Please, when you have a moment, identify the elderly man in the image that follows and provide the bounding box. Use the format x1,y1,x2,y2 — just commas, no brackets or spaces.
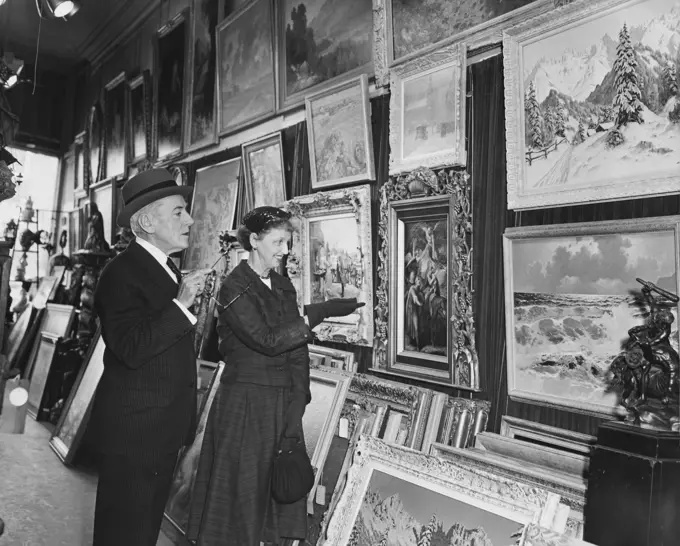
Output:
90,168,210,546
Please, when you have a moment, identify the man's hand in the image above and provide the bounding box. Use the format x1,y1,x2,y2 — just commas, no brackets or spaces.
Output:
176,268,211,309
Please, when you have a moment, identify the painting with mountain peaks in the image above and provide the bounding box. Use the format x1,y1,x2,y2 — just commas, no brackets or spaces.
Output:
504,0,680,210
350,471,522,546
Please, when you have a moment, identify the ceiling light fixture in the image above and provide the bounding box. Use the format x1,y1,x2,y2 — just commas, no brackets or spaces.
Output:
35,0,81,19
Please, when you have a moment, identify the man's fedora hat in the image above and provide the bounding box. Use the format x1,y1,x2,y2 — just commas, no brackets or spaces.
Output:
117,168,192,228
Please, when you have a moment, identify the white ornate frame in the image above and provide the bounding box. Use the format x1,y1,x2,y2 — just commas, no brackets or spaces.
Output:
503,0,680,210
309,344,357,373
325,436,550,545
389,42,467,176
284,185,374,346
304,74,376,190
241,131,286,208
504,216,680,416
520,524,597,546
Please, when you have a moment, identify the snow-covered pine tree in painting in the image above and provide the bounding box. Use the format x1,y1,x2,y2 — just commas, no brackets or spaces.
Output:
519,0,680,195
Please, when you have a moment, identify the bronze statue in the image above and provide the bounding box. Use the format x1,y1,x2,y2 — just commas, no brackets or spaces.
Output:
608,278,679,430
83,202,111,253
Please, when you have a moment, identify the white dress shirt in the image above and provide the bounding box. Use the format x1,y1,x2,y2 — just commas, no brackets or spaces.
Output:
135,237,197,325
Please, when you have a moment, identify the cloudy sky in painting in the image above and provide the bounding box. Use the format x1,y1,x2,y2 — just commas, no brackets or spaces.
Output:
512,231,677,295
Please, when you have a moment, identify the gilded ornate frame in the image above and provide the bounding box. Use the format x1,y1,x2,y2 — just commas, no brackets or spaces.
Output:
284,184,374,346
372,167,478,389
309,344,357,373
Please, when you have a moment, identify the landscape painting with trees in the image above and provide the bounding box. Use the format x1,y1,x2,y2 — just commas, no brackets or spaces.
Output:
505,0,680,208
282,0,373,103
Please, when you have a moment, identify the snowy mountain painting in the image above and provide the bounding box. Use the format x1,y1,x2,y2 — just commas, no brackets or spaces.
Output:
506,0,680,209
506,227,679,415
348,470,523,546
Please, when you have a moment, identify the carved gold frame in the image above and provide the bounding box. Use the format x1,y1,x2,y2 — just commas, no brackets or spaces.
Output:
372,167,479,390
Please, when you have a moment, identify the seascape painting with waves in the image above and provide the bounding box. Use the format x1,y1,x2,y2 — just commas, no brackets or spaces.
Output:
505,227,679,415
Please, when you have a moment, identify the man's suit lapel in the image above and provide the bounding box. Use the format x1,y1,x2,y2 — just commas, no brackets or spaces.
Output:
126,240,178,295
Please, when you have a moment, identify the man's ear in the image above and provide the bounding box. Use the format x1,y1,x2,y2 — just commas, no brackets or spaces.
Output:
138,212,156,234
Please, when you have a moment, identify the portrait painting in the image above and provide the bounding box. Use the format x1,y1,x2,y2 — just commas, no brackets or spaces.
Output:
104,72,127,179
155,12,187,160
87,102,103,186
285,185,374,345
324,437,545,546
242,132,286,209
128,71,150,164
92,181,114,245
504,0,680,209
388,0,541,63
49,333,106,464
305,74,375,189
164,363,225,536
504,217,680,417
390,43,467,175
217,0,275,135
280,0,373,106
186,0,219,151
183,157,240,270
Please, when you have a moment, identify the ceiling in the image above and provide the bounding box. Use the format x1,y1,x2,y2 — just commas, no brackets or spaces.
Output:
0,0,160,72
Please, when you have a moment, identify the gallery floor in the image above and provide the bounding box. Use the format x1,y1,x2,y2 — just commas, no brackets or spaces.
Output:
0,417,174,546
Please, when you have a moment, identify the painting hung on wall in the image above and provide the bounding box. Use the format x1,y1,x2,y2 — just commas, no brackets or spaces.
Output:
183,157,240,270
74,132,86,199
242,132,286,208
92,182,114,245
104,72,127,180
386,0,543,64
217,0,275,135
155,11,188,161
87,102,103,187
186,0,218,151
305,74,375,189
503,217,680,417
504,0,680,210
222,0,248,18
128,71,150,165
284,185,374,346
279,0,373,107
389,42,467,175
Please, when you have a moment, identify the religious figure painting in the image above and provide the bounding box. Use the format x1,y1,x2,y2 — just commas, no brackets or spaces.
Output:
183,157,240,270
280,0,373,106
504,0,680,209
186,0,218,151
242,132,286,208
155,12,188,161
503,217,680,417
216,0,276,135
305,74,375,189
104,72,127,179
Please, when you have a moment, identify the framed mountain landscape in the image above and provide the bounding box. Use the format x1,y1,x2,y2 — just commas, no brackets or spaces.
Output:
503,216,680,417
324,436,550,546
504,0,680,210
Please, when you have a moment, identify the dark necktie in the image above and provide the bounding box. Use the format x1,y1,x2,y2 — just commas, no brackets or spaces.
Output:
166,258,183,285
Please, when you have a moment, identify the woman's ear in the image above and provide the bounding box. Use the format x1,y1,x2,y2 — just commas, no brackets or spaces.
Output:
249,231,258,250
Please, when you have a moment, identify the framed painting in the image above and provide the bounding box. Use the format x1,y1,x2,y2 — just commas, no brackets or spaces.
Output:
49,330,106,464
222,0,248,18
163,362,225,540
26,332,59,419
184,157,240,270
309,343,357,373
305,74,375,190
196,359,219,409
504,0,680,210
503,216,680,417
324,436,549,546
127,71,151,165
284,184,374,346
154,10,188,162
185,0,219,152
500,416,597,457
380,0,550,67
24,303,76,381
372,168,478,390
91,180,115,245
85,101,103,188
31,268,65,310
242,132,286,208
519,524,597,546
103,71,127,180
389,42,467,175
278,0,374,108
74,131,86,202
216,0,276,135
430,444,586,539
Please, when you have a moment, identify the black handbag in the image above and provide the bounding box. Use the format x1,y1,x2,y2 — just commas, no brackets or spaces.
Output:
270,438,315,504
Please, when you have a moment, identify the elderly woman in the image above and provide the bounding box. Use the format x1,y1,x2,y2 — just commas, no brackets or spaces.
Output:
187,207,363,546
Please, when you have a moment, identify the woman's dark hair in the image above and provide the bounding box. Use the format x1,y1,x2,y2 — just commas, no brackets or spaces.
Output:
237,206,292,251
